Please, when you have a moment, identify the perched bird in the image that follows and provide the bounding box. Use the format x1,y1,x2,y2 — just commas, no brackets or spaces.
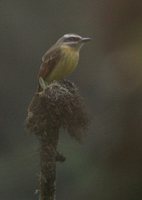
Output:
38,33,91,90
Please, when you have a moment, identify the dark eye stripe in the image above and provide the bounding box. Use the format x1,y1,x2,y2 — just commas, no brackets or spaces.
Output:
64,37,80,42
70,37,80,41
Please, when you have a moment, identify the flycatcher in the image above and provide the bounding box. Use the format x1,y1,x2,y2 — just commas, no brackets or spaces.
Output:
38,33,91,90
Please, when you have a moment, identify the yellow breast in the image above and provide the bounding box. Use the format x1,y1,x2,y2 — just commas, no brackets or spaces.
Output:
47,45,79,82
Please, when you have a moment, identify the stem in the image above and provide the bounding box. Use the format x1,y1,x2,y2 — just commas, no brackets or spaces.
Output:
39,128,59,200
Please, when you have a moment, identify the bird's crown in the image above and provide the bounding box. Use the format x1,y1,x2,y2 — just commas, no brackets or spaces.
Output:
58,33,82,43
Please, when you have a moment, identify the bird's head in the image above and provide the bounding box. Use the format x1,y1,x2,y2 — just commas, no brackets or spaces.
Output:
56,33,91,50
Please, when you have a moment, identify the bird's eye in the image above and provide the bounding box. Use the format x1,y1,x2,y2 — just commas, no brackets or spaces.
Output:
64,37,80,42
69,37,76,41
69,37,80,42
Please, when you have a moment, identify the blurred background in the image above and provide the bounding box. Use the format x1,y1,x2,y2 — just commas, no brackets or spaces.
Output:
0,0,142,199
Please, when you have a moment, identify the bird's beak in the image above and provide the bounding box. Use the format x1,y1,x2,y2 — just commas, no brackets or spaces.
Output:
81,37,91,43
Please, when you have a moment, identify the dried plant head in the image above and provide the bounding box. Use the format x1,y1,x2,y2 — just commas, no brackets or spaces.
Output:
26,80,89,142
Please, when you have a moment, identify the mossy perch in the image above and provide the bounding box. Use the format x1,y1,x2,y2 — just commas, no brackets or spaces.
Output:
26,80,89,200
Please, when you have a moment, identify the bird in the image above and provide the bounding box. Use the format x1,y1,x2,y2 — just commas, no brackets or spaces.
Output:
38,33,91,90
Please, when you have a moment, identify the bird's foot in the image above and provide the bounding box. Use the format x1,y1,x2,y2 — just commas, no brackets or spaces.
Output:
39,77,48,91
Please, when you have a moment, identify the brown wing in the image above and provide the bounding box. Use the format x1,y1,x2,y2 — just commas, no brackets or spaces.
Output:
38,47,62,79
